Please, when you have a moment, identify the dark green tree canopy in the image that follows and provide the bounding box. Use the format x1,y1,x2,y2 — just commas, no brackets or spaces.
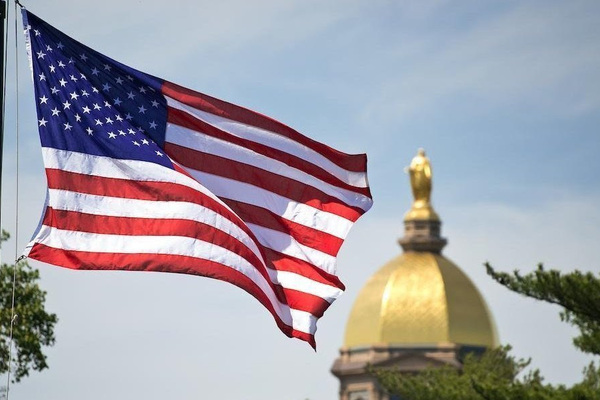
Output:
372,346,600,400
0,231,58,382
486,263,600,356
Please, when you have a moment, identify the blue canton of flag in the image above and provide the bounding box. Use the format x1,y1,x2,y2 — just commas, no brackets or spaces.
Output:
25,11,170,168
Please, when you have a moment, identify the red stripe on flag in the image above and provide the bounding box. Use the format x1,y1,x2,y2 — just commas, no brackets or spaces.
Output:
40,207,266,277
41,207,340,318
28,242,316,348
162,81,367,174
41,154,344,347
167,107,370,196
163,142,363,221
264,248,345,291
44,170,343,308
225,199,343,257
45,168,258,245
281,288,331,318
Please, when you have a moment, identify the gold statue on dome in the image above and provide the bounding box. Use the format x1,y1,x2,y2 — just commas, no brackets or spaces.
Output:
408,148,432,205
405,148,440,221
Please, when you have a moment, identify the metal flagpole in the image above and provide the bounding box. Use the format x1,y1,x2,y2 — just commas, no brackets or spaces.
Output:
0,2,7,397
0,0,6,244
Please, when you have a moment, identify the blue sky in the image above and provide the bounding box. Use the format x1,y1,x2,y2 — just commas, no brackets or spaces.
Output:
1,1,600,399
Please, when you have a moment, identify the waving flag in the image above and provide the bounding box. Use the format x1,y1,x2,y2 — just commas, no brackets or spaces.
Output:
22,9,373,348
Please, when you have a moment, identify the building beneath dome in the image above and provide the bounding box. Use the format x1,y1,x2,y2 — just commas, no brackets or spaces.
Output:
331,149,498,400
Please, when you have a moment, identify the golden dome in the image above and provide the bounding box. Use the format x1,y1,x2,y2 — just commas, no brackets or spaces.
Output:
344,251,498,348
344,150,497,350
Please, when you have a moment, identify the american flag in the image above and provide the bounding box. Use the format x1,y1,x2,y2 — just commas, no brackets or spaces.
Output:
22,9,373,348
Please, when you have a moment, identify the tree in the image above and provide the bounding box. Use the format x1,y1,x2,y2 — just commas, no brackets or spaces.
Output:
485,263,600,356
371,263,600,399
372,346,528,400
372,346,600,400
0,231,58,382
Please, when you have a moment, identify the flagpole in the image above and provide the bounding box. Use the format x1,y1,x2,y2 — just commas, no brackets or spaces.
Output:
0,1,7,397
0,0,6,238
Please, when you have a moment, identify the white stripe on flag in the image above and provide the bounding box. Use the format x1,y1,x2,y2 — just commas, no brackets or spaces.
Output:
45,188,264,262
166,96,369,188
247,223,338,274
266,269,343,303
182,168,354,239
165,123,372,211
45,188,340,305
32,224,318,334
41,147,223,204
